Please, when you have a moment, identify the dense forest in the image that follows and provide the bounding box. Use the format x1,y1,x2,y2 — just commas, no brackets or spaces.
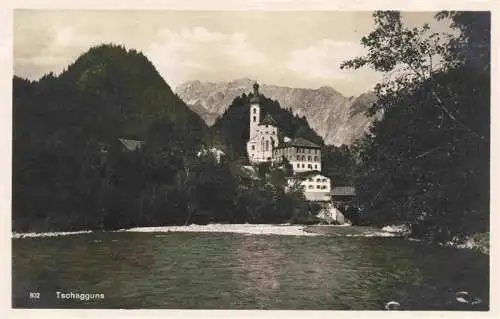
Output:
12,44,319,232
341,11,490,243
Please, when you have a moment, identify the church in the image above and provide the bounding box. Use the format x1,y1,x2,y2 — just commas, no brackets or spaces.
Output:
245,82,331,202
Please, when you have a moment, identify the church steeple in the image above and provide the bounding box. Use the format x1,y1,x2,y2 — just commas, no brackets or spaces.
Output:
250,82,260,104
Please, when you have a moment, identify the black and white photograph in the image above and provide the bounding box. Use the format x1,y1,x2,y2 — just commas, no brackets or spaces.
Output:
10,2,492,313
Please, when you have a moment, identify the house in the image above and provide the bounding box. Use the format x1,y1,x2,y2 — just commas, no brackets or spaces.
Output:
197,146,226,165
118,138,144,152
286,171,331,202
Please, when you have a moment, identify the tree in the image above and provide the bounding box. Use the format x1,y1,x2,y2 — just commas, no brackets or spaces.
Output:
342,11,489,242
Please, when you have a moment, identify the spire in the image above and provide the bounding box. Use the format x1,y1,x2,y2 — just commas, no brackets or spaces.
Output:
253,82,259,95
250,82,260,104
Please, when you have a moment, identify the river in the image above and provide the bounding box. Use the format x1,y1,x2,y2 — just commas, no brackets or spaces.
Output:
12,226,489,310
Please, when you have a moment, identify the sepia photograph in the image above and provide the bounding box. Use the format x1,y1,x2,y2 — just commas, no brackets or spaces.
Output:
11,6,491,312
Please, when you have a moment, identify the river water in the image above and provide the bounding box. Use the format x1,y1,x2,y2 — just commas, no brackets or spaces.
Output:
12,228,489,310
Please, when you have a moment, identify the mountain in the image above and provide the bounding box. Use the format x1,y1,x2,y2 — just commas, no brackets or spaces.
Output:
13,44,207,231
175,78,377,146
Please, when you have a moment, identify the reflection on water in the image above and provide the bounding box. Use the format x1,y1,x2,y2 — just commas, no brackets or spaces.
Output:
12,232,489,310
237,235,283,307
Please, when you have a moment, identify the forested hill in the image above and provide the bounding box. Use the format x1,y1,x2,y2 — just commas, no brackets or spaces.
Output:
13,44,208,231
16,44,205,141
211,92,324,158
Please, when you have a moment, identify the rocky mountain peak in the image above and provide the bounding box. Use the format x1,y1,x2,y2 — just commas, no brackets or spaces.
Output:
175,79,377,146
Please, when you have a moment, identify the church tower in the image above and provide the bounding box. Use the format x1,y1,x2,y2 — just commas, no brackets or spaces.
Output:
249,82,260,139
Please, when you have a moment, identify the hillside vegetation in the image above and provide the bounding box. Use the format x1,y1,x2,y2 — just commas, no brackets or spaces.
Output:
12,44,318,232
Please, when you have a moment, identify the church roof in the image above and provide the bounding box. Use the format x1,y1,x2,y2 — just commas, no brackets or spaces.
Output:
278,137,321,149
260,113,277,126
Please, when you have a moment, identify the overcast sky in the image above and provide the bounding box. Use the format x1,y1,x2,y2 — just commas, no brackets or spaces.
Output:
14,10,453,96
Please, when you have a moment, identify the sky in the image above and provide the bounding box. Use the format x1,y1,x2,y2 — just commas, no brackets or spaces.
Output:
14,10,453,96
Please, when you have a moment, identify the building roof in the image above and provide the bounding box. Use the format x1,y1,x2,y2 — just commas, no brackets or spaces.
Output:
278,137,321,149
289,170,325,180
118,138,144,151
330,186,356,196
260,113,277,126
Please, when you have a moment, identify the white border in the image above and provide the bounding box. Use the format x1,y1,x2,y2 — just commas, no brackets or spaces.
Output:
2,1,498,318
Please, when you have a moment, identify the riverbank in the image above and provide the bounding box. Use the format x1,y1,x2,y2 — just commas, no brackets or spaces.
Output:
11,224,489,255
12,224,390,238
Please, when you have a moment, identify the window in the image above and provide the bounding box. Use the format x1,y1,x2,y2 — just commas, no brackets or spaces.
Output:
251,145,255,150
266,125,268,128
316,185,321,189
265,140,269,151
309,149,312,154
308,185,313,189
296,163,300,168
308,156,311,161
316,178,321,182
314,156,318,161
302,164,305,168
253,116,256,122
323,179,327,182
314,164,317,169
301,155,305,161
308,164,312,169
296,156,300,160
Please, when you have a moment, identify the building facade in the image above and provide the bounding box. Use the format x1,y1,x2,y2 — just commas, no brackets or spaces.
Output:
273,138,322,172
245,82,331,202
246,83,279,163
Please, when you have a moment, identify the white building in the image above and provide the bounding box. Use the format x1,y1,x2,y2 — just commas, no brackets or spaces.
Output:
246,83,279,163
287,171,331,202
245,82,331,201
273,137,322,173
